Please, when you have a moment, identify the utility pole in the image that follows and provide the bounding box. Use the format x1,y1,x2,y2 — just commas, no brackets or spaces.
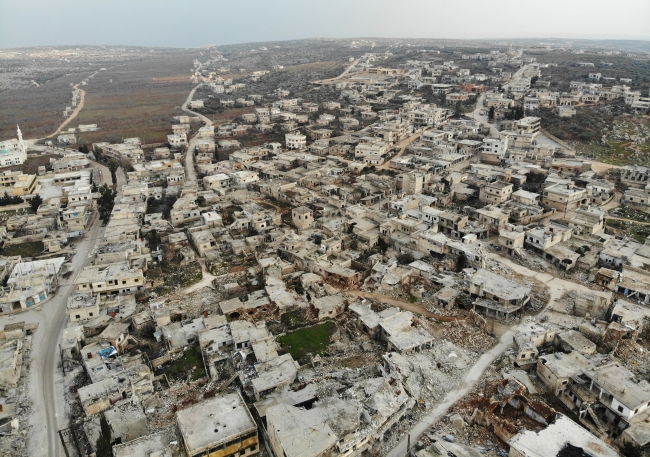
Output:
406,434,411,457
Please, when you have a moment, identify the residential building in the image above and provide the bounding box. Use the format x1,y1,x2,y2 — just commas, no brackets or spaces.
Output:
176,393,259,457
542,183,588,212
75,262,144,295
479,181,513,204
285,132,306,150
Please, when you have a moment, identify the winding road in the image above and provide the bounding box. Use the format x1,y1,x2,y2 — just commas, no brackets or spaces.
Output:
181,82,213,183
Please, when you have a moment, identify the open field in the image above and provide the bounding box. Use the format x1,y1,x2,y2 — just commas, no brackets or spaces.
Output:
11,152,59,174
0,71,91,141
155,346,206,382
574,115,650,166
0,46,201,142
532,51,650,89
73,57,196,145
606,219,650,243
609,206,650,223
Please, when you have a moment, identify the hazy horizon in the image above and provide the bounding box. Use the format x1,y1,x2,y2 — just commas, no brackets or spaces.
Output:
1,0,649,49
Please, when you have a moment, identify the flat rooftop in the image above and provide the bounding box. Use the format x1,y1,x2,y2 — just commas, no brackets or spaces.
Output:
176,392,256,453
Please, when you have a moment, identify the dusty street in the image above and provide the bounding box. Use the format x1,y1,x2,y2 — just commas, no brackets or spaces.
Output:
0,163,122,457
181,82,213,183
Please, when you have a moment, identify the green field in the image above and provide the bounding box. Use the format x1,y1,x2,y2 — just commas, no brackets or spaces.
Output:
606,219,650,243
155,346,206,382
575,117,650,166
1,241,45,258
277,321,337,362
145,260,202,295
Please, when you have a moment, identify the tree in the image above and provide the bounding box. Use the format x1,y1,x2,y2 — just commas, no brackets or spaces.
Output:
97,184,117,221
397,253,414,265
95,414,113,457
488,106,495,121
516,105,525,120
455,253,468,272
0,191,23,207
29,194,43,212
107,159,119,185
454,100,463,117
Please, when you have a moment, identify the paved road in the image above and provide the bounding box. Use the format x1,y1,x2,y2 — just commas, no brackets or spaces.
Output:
11,162,119,457
470,93,499,138
181,83,212,126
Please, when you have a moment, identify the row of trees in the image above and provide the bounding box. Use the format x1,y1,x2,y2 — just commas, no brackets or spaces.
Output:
0,192,42,212
0,192,23,207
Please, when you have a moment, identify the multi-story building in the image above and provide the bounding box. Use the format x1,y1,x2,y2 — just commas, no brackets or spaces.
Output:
285,132,306,150
355,142,388,165
481,138,508,164
479,181,513,204
515,117,541,134
542,183,588,212
75,262,144,295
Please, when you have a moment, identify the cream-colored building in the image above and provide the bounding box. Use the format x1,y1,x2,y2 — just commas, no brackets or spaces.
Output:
292,206,313,230
75,262,144,295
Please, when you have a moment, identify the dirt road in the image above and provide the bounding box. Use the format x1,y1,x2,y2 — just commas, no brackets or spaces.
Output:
346,290,460,322
313,59,358,84
183,259,217,295
182,83,213,183
377,131,426,170
387,328,515,457
486,252,591,305
46,70,100,139
387,250,591,455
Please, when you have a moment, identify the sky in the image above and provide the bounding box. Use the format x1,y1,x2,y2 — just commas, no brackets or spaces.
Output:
1,0,649,48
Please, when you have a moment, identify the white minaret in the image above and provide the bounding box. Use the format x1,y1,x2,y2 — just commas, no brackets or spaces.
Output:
16,125,27,159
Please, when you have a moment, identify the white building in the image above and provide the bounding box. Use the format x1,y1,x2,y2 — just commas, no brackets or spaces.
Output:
0,126,27,168
285,132,306,150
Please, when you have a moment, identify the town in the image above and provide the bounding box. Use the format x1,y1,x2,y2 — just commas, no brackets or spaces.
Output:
0,36,649,457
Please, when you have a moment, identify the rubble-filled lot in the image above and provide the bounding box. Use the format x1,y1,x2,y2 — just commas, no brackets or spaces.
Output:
145,259,203,296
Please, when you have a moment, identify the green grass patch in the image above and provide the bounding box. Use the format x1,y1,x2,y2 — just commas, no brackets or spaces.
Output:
1,241,45,257
609,206,650,223
606,219,650,243
277,321,336,363
155,346,206,382
574,116,650,167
